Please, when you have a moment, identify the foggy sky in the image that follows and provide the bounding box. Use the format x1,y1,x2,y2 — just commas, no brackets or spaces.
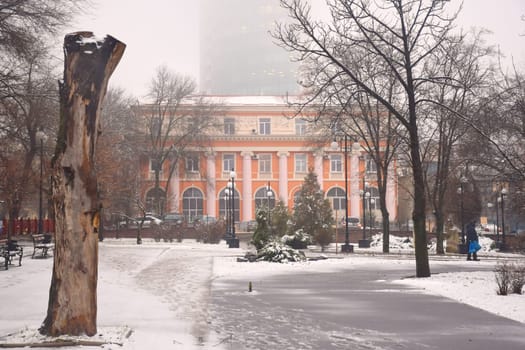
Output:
63,0,525,100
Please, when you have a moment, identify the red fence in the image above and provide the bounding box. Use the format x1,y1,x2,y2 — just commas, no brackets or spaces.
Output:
1,218,55,236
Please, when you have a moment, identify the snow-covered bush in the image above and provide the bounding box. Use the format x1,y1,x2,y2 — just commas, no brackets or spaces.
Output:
251,208,271,250
510,263,525,294
281,229,311,249
257,240,306,263
495,262,512,295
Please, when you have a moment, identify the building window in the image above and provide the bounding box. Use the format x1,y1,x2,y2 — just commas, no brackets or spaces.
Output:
295,153,307,173
186,153,199,172
366,157,377,173
145,187,166,215
259,118,271,135
149,158,161,173
295,119,307,135
182,188,203,223
223,154,235,172
224,117,235,135
254,187,275,210
327,187,346,210
331,154,342,173
259,154,271,174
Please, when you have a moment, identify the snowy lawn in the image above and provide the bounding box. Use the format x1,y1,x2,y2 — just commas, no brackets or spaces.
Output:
0,237,523,349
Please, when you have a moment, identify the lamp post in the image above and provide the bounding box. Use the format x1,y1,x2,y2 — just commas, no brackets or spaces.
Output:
331,134,353,253
228,169,239,248
457,175,468,254
36,130,48,235
224,189,230,238
496,196,501,244
358,176,371,248
266,181,272,234
369,197,375,238
500,188,507,251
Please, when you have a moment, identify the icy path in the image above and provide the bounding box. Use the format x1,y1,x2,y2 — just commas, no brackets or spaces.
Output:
99,241,240,348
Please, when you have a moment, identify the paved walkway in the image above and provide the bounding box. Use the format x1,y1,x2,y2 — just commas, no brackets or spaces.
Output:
209,259,525,350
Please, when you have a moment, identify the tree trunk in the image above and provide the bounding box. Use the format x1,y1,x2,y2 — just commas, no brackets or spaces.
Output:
412,146,431,277
40,32,125,337
435,211,445,255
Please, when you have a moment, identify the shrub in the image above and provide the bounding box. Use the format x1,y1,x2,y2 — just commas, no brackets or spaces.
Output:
314,224,333,252
495,262,513,295
196,221,225,244
510,263,525,294
251,208,271,250
257,240,306,263
495,261,525,295
281,229,311,249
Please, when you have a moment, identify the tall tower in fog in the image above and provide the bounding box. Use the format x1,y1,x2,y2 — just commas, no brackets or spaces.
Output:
200,0,299,95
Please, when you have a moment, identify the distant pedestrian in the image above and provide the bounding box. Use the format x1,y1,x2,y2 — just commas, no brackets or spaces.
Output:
466,221,481,261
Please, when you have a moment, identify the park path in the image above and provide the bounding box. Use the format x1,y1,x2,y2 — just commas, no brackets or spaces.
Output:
99,242,240,347
209,261,525,350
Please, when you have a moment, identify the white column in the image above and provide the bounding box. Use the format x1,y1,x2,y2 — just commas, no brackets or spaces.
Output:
278,151,289,205
350,152,360,218
206,152,216,217
241,151,253,221
314,151,323,187
386,162,397,220
169,166,180,212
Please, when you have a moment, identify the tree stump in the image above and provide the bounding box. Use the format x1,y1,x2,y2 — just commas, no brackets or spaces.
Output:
40,32,125,337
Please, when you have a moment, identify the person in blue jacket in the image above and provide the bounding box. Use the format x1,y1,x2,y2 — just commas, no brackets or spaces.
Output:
466,221,480,261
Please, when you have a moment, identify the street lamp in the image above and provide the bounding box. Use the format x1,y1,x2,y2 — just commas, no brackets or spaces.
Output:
331,134,353,253
36,130,48,235
228,169,239,248
457,175,468,254
358,177,371,248
266,181,272,234
500,188,507,251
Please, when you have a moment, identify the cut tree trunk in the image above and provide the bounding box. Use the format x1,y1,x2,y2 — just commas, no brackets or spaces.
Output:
40,32,125,337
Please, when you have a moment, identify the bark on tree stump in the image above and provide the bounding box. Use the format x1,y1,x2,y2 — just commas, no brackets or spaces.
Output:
40,32,125,337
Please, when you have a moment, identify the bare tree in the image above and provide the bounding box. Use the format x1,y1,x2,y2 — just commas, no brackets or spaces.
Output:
420,30,495,254
40,32,125,337
274,0,462,277
307,49,404,253
0,45,58,233
97,87,141,225
0,0,86,98
140,65,222,215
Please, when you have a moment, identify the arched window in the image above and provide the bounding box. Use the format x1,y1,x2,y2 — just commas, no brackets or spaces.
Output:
145,187,166,215
218,188,240,222
327,187,346,210
182,188,203,222
254,187,275,210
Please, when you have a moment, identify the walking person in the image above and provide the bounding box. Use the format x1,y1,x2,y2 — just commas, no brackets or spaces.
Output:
466,221,481,261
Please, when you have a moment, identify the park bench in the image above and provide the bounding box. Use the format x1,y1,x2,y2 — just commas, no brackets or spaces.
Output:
0,239,23,270
31,234,54,259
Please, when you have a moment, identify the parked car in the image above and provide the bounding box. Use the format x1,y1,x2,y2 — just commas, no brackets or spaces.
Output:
340,216,361,228
192,215,217,226
162,213,186,227
131,215,162,228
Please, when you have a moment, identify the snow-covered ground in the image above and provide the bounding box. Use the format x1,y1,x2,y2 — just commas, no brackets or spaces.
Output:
0,236,523,349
